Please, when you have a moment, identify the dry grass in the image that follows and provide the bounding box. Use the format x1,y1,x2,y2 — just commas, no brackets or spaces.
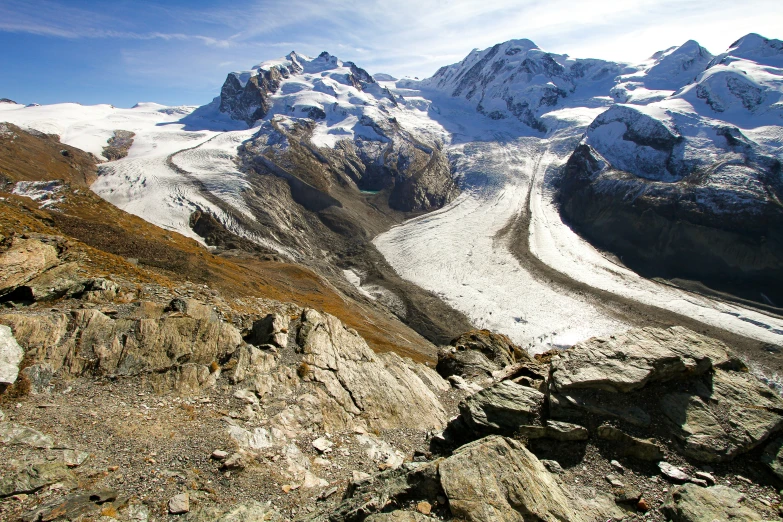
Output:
0,125,435,363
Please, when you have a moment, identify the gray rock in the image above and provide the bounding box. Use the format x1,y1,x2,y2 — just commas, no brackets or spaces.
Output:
605,474,625,488
551,326,739,393
221,453,246,471
661,369,783,462
0,422,54,448
661,484,763,521
761,437,783,480
447,375,482,393
545,420,589,441
492,360,549,392
1,299,243,391
78,278,120,302
365,512,437,522
297,309,448,431
63,449,90,468
233,389,259,405
437,330,530,380
24,262,83,302
459,380,544,434
597,425,663,461
659,462,691,483
0,325,23,391
186,500,281,522
694,471,716,485
20,363,53,394
549,390,652,427
248,313,289,348
20,489,118,522
439,436,585,522
332,461,442,521
169,493,190,514
0,461,77,497
437,347,498,380
612,484,642,504
542,459,564,474
229,345,277,384
0,238,60,297
312,437,333,454
518,420,589,442
211,450,229,461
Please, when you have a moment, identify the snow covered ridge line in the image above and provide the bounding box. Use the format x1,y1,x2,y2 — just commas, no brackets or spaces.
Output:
218,51,376,127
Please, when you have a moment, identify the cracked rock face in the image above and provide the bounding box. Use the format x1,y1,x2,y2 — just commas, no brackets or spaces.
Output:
0,298,241,387
297,308,448,431
438,436,584,522
661,370,783,462
661,484,763,522
550,326,738,393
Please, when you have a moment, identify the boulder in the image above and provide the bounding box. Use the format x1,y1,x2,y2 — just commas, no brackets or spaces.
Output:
0,422,54,448
23,262,83,301
438,436,584,522
0,238,60,297
0,461,76,497
0,324,23,391
437,330,530,379
248,313,289,347
660,369,783,462
459,380,544,434
551,327,739,393
169,493,190,514
331,461,443,521
186,500,282,522
661,484,763,522
549,390,652,427
20,363,54,394
0,300,243,390
492,360,549,392
230,345,277,384
366,512,437,522
519,421,589,442
296,309,447,431
596,425,663,461
658,462,691,483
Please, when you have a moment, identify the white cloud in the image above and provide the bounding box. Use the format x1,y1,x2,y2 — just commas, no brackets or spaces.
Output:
1,0,781,101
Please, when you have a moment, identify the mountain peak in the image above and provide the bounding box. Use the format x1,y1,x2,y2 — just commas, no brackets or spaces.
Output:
727,32,783,60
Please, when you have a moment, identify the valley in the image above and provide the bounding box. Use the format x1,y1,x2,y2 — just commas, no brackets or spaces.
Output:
2,31,783,522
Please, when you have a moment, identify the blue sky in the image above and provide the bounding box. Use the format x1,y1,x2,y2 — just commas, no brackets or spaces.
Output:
1,0,781,107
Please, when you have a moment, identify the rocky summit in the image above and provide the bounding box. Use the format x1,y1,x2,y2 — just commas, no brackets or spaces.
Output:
2,22,783,522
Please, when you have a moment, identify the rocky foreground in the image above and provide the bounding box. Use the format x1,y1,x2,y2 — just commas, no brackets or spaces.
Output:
2,236,783,521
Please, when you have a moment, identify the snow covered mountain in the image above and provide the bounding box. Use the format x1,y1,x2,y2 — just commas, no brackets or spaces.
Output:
400,39,625,131
559,33,783,304
611,40,714,104
2,33,782,353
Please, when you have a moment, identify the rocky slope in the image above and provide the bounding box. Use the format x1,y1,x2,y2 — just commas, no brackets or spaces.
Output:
559,34,783,305
3,272,783,521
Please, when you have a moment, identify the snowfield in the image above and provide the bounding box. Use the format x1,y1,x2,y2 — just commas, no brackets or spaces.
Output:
2,35,783,352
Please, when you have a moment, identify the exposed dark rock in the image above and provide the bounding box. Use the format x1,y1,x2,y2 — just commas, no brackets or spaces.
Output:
558,106,783,304
437,329,530,380
101,130,135,161
458,380,545,435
